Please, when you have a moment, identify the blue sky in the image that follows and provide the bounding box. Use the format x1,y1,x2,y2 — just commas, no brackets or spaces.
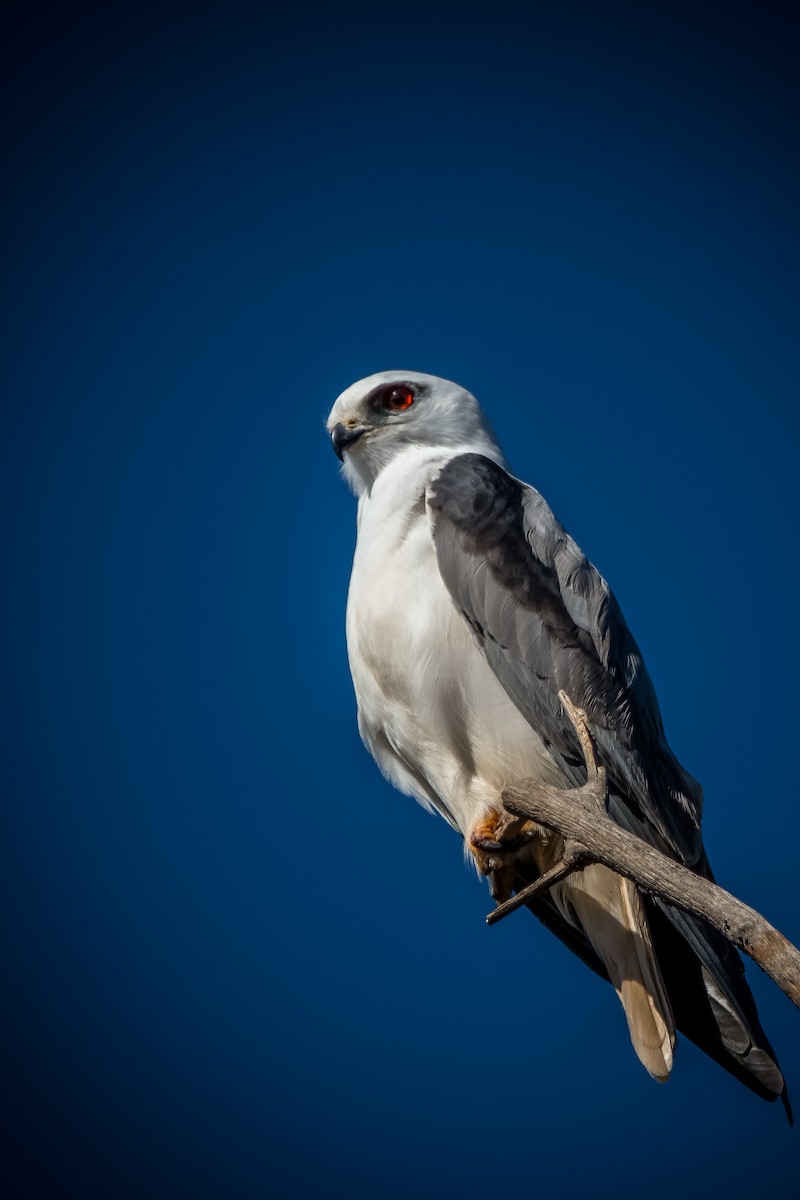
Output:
2,2,799,1196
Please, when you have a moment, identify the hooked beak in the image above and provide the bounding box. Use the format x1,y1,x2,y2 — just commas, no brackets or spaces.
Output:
331,423,366,461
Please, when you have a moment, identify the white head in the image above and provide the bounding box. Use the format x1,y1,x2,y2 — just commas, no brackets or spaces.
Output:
326,370,507,495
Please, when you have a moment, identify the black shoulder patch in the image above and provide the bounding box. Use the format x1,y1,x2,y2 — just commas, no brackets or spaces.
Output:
428,455,524,548
429,455,582,636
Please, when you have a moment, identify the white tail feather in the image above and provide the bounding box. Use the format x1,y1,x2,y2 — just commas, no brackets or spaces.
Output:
554,863,675,1080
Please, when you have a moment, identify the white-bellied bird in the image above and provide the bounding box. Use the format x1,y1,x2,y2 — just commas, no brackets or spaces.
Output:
327,369,789,1116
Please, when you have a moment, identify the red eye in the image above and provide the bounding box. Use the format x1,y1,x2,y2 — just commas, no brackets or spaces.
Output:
381,386,414,412
367,381,418,415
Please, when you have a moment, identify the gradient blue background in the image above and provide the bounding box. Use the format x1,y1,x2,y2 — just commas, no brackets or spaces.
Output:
2,2,799,1196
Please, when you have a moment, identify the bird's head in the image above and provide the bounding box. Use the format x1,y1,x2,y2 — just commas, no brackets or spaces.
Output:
326,370,506,494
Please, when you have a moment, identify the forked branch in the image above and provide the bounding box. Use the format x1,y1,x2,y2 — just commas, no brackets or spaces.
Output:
490,690,800,1010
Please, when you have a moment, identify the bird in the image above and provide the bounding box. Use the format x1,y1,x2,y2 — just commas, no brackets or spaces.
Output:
326,368,789,1116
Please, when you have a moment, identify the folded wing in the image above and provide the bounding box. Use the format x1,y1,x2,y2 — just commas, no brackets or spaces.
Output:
427,452,788,1112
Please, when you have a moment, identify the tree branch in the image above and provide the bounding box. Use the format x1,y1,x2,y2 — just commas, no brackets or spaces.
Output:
490,691,800,1010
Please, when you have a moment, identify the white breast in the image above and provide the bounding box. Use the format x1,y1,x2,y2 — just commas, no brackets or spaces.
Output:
345,447,565,837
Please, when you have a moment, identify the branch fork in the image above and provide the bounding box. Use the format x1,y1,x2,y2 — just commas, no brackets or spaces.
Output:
486,691,800,1011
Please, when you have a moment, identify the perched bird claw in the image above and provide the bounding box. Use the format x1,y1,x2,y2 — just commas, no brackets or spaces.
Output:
469,810,538,901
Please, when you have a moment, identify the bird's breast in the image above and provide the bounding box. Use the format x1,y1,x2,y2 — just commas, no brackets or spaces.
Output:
346,485,565,833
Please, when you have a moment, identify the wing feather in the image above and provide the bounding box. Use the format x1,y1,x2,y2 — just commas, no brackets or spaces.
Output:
427,452,702,864
427,451,788,1112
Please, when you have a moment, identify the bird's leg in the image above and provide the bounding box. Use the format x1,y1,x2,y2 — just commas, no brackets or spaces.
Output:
469,809,539,903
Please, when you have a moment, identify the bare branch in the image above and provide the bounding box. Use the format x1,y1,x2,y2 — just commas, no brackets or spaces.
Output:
487,841,586,925
491,692,800,1010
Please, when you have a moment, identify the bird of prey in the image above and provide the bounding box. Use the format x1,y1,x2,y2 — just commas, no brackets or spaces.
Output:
327,369,789,1113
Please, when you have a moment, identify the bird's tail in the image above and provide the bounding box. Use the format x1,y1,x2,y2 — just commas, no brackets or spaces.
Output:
553,864,675,1081
519,855,791,1117
646,896,792,1120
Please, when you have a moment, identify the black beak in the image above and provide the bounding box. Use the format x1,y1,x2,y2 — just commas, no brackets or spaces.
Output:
331,423,366,461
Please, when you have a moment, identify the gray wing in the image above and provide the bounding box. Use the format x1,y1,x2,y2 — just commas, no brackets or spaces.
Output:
428,453,790,1114
426,452,703,866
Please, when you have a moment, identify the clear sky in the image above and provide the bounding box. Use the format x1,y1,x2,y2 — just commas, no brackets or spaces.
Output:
2,2,799,1196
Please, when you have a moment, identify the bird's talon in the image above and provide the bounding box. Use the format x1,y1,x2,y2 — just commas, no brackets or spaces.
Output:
472,837,506,853
472,835,503,854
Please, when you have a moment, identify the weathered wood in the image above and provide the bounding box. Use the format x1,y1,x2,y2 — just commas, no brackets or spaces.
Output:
490,693,800,1010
